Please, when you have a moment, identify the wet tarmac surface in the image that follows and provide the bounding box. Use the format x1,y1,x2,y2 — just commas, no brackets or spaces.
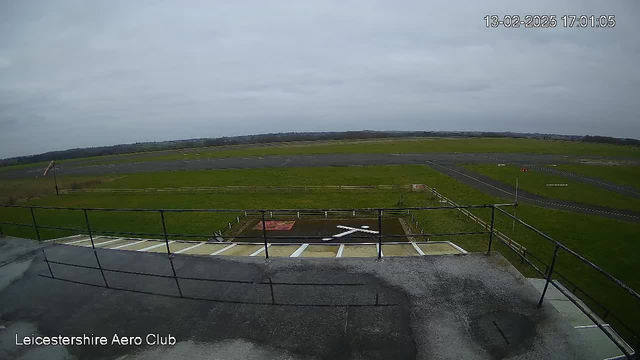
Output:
0,237,596,359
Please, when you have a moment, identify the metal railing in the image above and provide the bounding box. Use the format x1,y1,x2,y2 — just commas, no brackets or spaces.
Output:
62,184,412,194
1,202,638,358
493,206,638,359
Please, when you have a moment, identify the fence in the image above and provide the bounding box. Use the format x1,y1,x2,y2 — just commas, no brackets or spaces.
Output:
0,204,497,254
0,202,638,358
62,184,412,194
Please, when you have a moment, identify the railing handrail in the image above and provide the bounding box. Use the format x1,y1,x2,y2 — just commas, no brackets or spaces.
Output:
0,203,506,212
494,205,640,303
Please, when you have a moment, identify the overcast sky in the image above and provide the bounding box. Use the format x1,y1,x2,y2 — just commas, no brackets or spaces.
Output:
1,1,639,158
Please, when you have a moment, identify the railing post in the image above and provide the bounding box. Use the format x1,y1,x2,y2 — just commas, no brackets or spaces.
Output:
42,249,54,278
537,244,560,308
377,209,383,260
160,210,171,255
261,211,269,259
486,206,495,254
0,222,4,237
159,210,182,297
83,209,95,248
84,209,109,287
30,207,41,241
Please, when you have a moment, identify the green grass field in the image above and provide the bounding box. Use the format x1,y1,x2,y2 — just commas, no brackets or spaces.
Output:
1,164,638,340
93,137,640,164
0,175,119,204
2,137,640,172
463,164,640,212
554,163,640,190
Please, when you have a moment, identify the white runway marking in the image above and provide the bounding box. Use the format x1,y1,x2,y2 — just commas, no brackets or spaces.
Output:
376,243,384,257
336,244,345,257
323,225,379,242
64,237,93,245
175,242,205,254
112,240,147,249
290,244,309,257
211,243,236,255
411,242,426,256
250,244,271,256
91,238,125,247
138,241,174,252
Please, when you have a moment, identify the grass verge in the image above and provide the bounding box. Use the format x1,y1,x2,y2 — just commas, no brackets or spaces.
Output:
463,164,640,212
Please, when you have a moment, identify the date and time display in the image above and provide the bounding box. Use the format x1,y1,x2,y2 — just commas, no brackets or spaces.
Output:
484,15,616,28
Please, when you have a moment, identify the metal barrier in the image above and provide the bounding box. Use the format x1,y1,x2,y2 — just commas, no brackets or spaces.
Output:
1,202,637,358
0,204,498,260
493,206,639,359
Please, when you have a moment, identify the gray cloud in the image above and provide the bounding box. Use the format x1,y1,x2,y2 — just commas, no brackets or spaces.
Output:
1,0,639,158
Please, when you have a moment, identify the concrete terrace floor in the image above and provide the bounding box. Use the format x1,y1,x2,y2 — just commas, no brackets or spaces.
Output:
0,236,596,360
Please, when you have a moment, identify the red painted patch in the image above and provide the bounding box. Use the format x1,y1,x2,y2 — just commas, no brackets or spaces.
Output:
254,221,296,231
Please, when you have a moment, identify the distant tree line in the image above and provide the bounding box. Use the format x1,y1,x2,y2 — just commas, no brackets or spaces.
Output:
581,135,640,146
1,130,637,167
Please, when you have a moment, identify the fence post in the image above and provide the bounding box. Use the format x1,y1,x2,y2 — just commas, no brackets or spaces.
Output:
83,209,95,248
0,222,4,238
486,206,495,254
42,249,54,278
537,244,560,308
30,207,41,241
377,209,383,260
160,210,171,255
261,211,269,260
84,209,109,287
160,210,183,297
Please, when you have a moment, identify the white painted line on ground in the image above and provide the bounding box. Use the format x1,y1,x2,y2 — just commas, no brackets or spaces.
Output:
336,244,345,257
48,234,84,243
430,161,640,220
574,324,610,329
336,225,379,234
138,241,174,252
64,237,93,245
447,241,469,254
290,244,309,257
604,354,630,360
376,243,384,257
211,243,236,255
250,244,271,256
111,240,147,249
175,242,205,254
92,238,125,247
411,242,426,256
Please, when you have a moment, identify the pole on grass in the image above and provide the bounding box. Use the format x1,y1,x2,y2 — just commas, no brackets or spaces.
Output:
486,206,495,254
53,168,59,196
377,209,383,260
261,211,269,259
512,176,518,231
30,207,41,241
537,244,560,308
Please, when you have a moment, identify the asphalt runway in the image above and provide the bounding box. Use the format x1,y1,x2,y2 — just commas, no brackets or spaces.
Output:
426,161,640,223
0,153,623,179
2,152,638,222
